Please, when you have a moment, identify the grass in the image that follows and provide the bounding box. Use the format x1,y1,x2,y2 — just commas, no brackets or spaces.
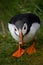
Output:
0,27,43,65
0,0,43,65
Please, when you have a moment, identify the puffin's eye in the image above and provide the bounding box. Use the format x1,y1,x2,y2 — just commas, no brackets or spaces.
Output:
22,23,27,35
24,26,26,30
14,28,17,31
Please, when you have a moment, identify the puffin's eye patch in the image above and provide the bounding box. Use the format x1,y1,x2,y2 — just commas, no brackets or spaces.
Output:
14,25,19,36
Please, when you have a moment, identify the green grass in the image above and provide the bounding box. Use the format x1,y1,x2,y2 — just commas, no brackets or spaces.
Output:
0,28,43,65
0,0,43,65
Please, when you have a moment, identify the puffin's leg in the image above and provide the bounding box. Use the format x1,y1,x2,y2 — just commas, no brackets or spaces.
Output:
26,37,36,55
12,43,24,58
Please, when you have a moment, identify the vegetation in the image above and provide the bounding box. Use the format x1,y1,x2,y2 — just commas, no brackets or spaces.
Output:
0,0,43,65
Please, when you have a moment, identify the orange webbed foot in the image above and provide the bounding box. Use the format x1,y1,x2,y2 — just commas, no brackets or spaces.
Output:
26,43,36,55
12,44,25,58
12,48,24,58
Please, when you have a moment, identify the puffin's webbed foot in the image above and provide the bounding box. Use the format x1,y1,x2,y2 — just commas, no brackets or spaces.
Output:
12,44,24,58
26,43,36,55
26,38,37,55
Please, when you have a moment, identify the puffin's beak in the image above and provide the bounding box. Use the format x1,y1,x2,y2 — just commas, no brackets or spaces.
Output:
19,29,24,45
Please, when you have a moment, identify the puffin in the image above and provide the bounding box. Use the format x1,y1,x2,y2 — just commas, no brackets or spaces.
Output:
8,13,40,58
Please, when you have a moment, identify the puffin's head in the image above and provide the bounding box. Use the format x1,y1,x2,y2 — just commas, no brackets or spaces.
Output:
8,16,29,42
8,13,40,42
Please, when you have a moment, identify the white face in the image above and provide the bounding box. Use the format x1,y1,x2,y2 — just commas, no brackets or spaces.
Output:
8,23,28,42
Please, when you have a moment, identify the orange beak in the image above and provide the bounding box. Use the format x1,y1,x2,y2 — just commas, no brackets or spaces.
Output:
19,29,24,45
